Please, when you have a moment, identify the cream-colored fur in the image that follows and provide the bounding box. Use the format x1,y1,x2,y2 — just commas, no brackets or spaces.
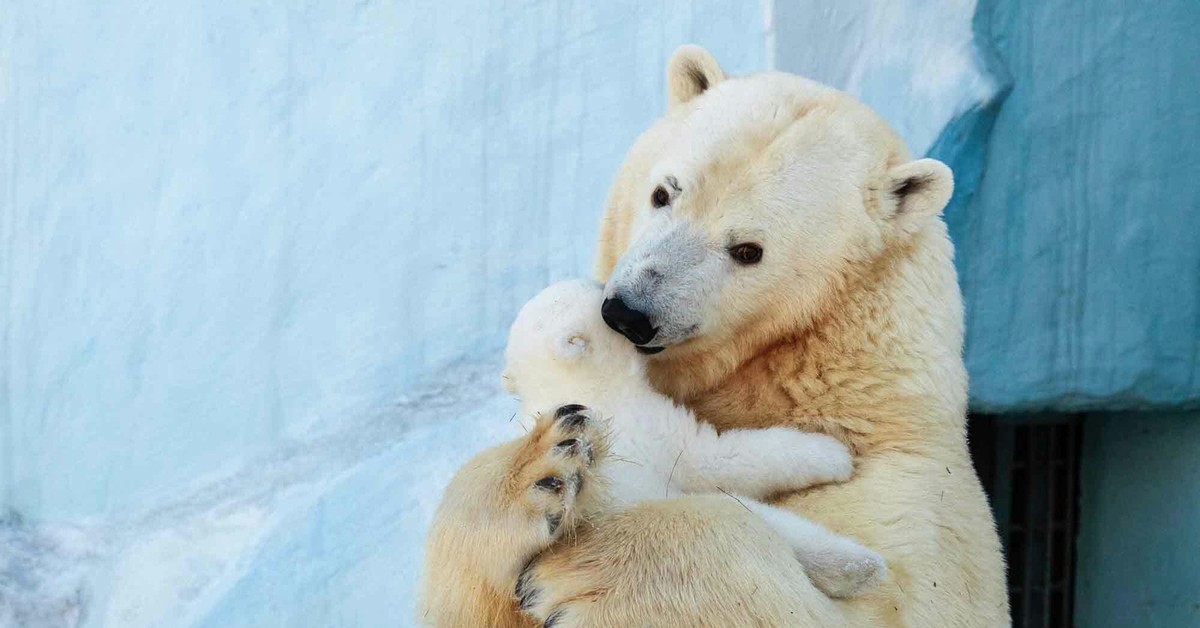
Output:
501,279,887,600
420,408,882,627
422,46,1007,627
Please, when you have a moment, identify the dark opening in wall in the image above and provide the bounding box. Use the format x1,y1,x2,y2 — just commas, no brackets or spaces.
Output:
968,414,1084,628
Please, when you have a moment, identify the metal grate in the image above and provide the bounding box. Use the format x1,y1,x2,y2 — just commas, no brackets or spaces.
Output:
968,415,1083,628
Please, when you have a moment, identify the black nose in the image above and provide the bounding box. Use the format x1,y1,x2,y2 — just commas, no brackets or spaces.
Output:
601,296,657,345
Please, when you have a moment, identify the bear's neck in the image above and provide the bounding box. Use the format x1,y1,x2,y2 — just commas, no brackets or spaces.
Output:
646,222,967,455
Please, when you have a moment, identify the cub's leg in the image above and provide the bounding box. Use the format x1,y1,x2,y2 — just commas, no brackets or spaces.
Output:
419,404,607,627
744,500,887,599
676,424,853,499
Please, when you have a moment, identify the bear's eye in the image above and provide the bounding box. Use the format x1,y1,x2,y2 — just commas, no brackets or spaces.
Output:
729,243,763,265
650,186,671,208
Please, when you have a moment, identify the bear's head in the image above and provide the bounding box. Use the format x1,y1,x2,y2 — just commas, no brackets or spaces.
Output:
598,46,954,357
503,279,646,410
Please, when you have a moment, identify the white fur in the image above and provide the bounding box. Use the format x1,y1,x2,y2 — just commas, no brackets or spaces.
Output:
503,279,886,598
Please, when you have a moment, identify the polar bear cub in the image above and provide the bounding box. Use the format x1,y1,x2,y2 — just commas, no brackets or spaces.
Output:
502,279,886,598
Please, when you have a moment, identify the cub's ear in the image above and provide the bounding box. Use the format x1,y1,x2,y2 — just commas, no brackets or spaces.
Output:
882,158,954,223
553,332,590,360
667,45,724,107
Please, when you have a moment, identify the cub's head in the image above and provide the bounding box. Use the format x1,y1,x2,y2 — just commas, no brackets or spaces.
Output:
503,279,644,407
598,45,954,355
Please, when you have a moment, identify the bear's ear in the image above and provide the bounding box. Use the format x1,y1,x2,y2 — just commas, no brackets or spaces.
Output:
881,158,954,223
552,332,590,361
667,45,725,107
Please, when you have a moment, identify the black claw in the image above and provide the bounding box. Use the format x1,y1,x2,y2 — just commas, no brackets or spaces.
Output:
558,411,589,429
546,512,563,536
519,585,540,612
555,438,579,454
516,559,540,611
554,404,587,418
535,476,564,493
544,608,566,627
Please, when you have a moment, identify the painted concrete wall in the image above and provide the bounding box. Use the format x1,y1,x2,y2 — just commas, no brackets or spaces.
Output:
0,0,765,522
1075,412,1200,627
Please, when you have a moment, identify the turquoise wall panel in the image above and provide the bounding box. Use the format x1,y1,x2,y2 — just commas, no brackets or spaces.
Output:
949,0,1200,412
1075,412,1200,627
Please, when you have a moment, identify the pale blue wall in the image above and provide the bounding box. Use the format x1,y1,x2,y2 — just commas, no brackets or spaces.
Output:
1,4,771,623
0,0,765,521
1075,412,1200,627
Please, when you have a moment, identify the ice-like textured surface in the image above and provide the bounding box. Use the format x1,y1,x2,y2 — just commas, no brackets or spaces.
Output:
0,1,768,625
3,360,523,627
773,0,999,157
0,0,765,522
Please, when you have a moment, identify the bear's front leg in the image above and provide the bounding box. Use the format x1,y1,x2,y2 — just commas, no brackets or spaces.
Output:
513,494,869,627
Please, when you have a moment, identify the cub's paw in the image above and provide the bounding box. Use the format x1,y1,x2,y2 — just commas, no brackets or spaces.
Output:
804,539,887,599
805,433,854,484
516,404,606,541
769,428,853,486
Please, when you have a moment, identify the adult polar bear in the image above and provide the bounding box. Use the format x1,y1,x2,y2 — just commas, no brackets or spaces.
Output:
580,44,1008,625
425,46,1007,626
